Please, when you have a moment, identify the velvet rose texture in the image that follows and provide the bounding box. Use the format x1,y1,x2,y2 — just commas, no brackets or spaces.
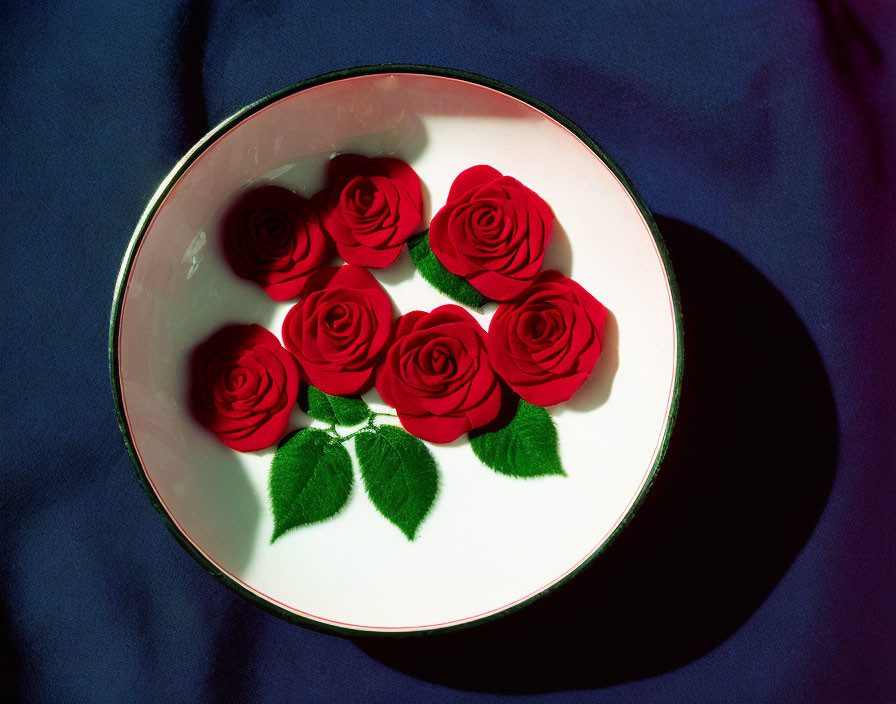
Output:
488,270,608,406
376,305,503,443
189,324,300,452
221,184,330,302
429,165,554,301
282,264,393,397
319,154,424,268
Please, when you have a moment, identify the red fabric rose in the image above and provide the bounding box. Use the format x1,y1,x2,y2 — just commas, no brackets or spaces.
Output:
282,265,393,396
429,165,554,301
375,305,502,443
189,324,300,452
487,271,608,407
222,184,330,301
319,154,424,268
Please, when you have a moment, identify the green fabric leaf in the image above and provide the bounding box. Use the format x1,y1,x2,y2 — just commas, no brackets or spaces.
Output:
269,428,353,542
408,230,488,310
469,398,565,477
355,425,439,540
299,385,371,426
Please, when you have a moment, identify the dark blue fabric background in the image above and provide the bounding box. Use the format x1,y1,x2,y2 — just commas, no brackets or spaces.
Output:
2,1,894,701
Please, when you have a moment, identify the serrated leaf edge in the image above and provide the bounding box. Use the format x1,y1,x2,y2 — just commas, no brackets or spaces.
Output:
470,402,566,478
355,426,438,540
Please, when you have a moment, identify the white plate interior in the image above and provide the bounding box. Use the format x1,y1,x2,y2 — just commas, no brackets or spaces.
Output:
116,72,679,632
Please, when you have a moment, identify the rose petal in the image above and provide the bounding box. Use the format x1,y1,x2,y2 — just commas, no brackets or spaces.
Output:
397,411,472,444
467,269,532,301
379,157,424,212
189,323,299,451
282,264,393,396
486,271,607,407
320,155,423,268
335,240,403,268
446,165,503,202
222,186,329,302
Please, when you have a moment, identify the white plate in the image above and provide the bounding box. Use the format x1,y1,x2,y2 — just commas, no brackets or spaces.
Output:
110,66,682,634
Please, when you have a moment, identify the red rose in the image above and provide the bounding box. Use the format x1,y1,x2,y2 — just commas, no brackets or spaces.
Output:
429,165,554,301
189,324,300,452
222,184,330,301
487,271,608,407
282,265,393,396
319,154,424,268
375,305,502,443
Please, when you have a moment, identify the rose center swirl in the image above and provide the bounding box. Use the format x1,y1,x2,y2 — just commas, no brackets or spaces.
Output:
244,210,295,258
323,303,352,331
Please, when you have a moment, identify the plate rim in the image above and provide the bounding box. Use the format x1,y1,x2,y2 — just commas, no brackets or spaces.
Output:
108,62,684,637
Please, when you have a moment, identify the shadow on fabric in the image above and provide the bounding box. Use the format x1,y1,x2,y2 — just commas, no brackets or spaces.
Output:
352,216,838,693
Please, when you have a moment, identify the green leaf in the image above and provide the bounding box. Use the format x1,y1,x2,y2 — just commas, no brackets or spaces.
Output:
269,428,353,542
408,230,488,310
355,425,439,540
469,398,565,477
299,385,371,426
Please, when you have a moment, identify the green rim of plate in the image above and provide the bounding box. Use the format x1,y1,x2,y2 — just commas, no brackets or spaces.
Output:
108,63,684,638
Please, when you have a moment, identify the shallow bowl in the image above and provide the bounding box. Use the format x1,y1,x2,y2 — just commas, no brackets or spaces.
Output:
110,65,682,635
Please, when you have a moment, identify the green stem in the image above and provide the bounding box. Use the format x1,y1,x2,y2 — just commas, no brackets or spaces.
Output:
334,427,375,443
324,413,399,443
322,415,376,443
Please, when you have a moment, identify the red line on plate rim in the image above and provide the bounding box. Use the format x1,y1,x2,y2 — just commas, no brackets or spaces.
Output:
117,73,679,632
